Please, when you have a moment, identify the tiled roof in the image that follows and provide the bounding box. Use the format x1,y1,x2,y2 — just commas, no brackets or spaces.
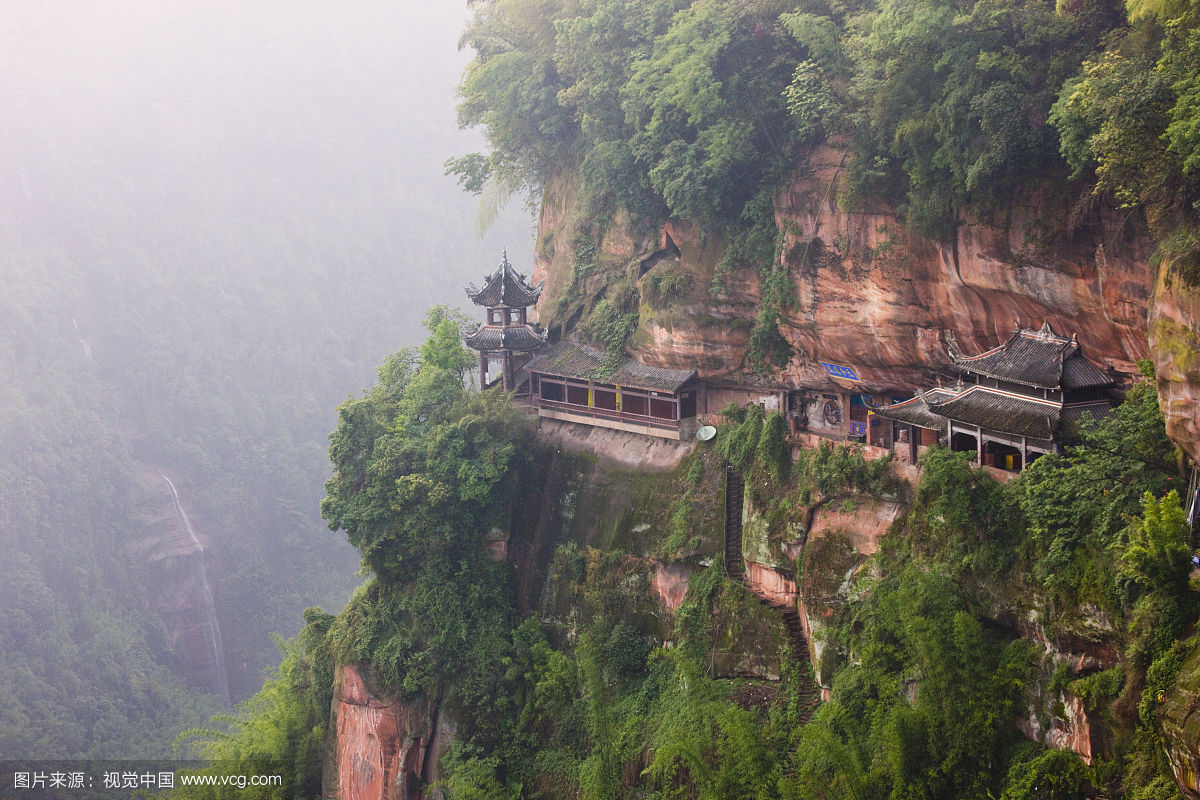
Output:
464,324,547,352
465,253,544,308
953,324,1114,390
1060,355,1114,390
869,388,954,430
926,386,1060,439
525,340,697,393
1060,401,1115,428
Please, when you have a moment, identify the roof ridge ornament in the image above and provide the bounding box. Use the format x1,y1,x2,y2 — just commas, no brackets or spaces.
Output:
465,251,545,308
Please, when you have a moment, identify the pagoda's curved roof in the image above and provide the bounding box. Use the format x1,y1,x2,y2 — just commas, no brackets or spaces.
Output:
952,323,1113,390
873,384,1114,440
927,386,1060,440
869,388,955,430
464,323,547,352
465,254,544,308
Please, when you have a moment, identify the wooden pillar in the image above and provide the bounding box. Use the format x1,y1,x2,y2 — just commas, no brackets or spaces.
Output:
479,353,488,387
976,425,983,465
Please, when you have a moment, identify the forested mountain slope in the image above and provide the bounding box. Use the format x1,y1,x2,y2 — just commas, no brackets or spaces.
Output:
0,0,532,757
148,0,1200,797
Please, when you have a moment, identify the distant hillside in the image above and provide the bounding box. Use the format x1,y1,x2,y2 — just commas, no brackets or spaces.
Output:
0,0,532,757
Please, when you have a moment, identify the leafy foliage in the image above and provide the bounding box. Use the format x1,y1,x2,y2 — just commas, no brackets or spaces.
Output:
456,0,799,228
173,608,336,799
838,0,1115,237
788,561,1038,800
907,448,1017,577
1016,372,1176,608
1049,2,1200,284
216,356,1194,799
320,312,532,706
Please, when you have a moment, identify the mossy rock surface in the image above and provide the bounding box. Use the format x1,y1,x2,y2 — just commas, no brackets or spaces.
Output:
1162,634,1200,796
707,580,789,680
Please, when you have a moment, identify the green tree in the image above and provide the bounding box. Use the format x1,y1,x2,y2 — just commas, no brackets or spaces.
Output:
320,310,532,714
1120,490,1194,599
1050,1,1200,284
621,0,799,223
843,0,1114,237
173,608,335,799
1017,372,1176,606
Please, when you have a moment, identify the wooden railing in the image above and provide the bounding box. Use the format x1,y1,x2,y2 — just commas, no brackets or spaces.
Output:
534,398,681,429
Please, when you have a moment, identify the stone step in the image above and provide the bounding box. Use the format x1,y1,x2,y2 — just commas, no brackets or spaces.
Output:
724,463,823,714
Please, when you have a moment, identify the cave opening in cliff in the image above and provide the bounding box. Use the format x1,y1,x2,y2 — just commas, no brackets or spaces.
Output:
638,232,682,278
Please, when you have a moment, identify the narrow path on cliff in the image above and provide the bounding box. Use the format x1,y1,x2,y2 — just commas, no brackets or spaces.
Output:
725,466,821,720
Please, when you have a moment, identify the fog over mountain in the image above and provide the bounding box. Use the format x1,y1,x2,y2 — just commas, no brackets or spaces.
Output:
0,0,532,757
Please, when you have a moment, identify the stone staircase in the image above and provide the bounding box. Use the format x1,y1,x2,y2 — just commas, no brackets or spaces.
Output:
723,468,747,582
724,466,822,720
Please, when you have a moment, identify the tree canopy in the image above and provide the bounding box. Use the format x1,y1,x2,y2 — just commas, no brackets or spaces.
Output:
455,0,1200,281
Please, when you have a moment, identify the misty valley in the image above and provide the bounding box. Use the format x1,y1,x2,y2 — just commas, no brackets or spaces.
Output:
3,1,1200,800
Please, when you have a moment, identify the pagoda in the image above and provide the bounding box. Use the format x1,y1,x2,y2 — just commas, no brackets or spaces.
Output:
463,253,547,391
872,323,1116,471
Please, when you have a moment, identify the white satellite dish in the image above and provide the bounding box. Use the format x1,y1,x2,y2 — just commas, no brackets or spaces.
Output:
695,425,717,442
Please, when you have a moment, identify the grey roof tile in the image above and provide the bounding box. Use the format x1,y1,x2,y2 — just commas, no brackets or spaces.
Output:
466,253,544,308
525,340,697,393
954,324,1114,390
464,324,547,352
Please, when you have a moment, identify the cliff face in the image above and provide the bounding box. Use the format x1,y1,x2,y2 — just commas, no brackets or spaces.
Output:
1162,637,1200,800
532,150,1200,458
1149,271,1200,465
524,156,1199,779
770,147,1151,390
323,664,449,800
740,485,1109,765
125,468,229,700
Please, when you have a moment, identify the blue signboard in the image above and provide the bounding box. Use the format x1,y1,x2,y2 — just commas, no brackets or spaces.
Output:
820,361,860,381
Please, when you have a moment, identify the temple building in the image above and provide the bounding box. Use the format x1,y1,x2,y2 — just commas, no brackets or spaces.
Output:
525,340,703,440
463,254,546,391
872,323,1116,471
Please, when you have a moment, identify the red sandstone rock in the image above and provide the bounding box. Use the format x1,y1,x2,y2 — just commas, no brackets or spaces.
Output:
529,152,1200,458
1149,271,1200,466
743,561,799,608
326,665,437,800
651,561,693,612
807,499,903,556
1015,691,1096,765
